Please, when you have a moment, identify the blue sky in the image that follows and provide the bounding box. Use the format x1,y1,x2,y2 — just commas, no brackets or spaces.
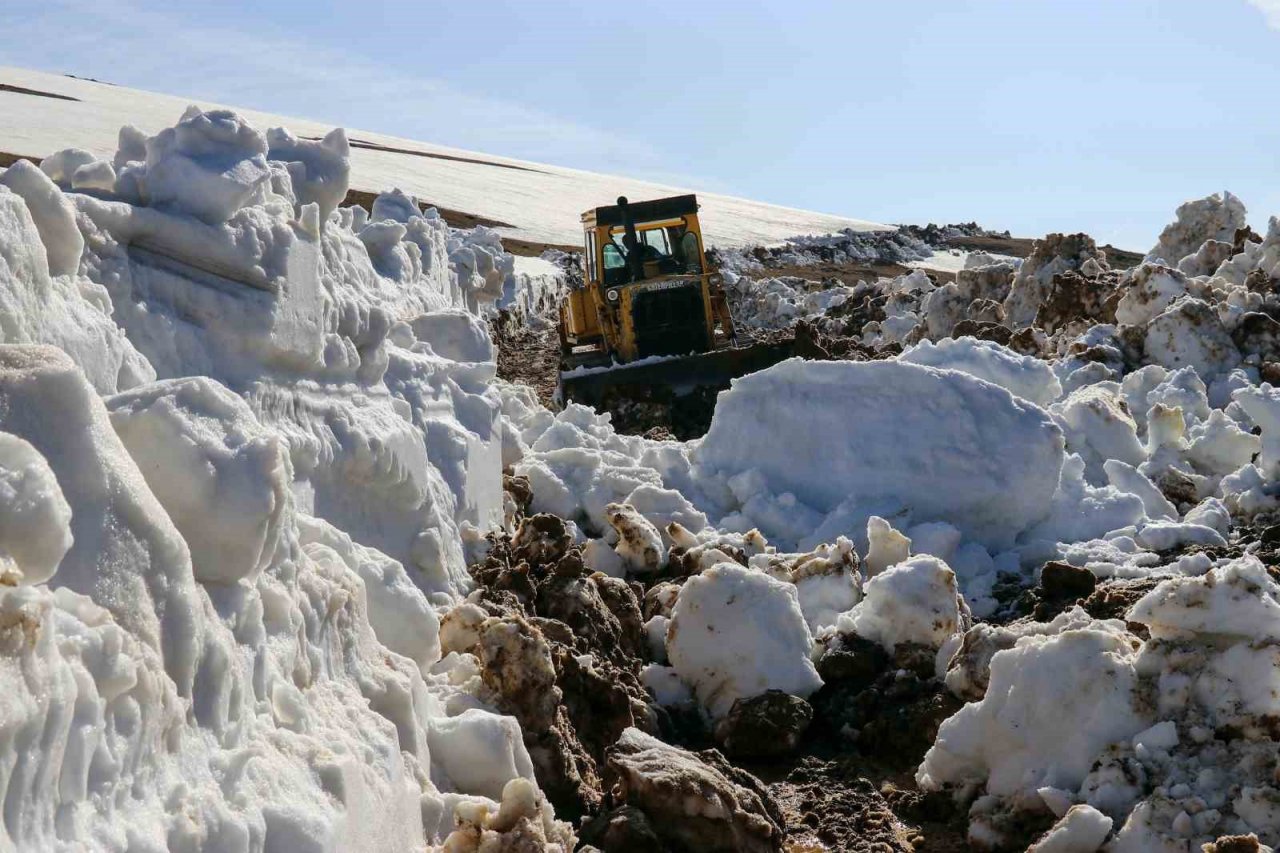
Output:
1,0,1278,249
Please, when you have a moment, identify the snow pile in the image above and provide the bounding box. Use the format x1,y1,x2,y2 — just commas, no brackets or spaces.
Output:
0,107,576,850
920,556,1280,850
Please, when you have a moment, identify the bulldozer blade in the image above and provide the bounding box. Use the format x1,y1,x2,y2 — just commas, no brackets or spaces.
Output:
558,341,795,411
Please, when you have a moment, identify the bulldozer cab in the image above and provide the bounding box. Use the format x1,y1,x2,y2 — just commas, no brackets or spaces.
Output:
562,195,734,367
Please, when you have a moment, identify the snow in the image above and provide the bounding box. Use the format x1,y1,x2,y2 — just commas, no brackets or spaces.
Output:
0,431,72,585
11,64,1280,853
666,562,823,718
695,358,1066,550
837,555,964,653
0,100,584,850
0,66,889,250
898,336,1063,407
918,618,1146,798
1028,805,1114,853
0,159,84,276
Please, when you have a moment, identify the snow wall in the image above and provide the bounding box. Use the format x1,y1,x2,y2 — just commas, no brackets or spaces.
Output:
0,107,571,851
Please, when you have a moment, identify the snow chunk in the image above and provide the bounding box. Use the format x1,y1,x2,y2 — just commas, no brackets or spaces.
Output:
1147,192,1248,266
144,107,271,224
1128,555,1280,642
918,620,1145,798
427,709,536,800
865,515,911,576
0,432,72,585
265,126,350,222
1234,383,1280,479
605,502,664,574
696,359,1065,550
107,377,289,586
667,562,822,718
0,345,201,688
1144,298,1240,378
1115,264,1189,327
1028,805,1113,853
1052,384,1145,486
0,159,83,276
838,555,963,653
899,336,1062,406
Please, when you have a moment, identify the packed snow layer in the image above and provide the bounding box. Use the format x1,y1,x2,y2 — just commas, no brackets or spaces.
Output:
898,336,1063,407
0,65,889,249
694,358,1066,550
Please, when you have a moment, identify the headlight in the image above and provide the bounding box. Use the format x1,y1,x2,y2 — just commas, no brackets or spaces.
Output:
606,288,621,303
708,273,724,287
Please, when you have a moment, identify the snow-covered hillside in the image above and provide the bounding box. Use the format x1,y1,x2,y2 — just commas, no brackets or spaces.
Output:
0,66,888,252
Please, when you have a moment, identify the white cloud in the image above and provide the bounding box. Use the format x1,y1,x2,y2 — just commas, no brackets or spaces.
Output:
1247,0,1280,29
0,0,717,187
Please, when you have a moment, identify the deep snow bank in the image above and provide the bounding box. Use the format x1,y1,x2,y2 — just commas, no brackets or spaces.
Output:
0,104,575,851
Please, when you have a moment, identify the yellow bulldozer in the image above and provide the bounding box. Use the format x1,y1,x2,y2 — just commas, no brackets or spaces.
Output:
557,194,791,413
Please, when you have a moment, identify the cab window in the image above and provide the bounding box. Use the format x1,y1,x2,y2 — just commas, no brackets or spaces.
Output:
640,228,670,256
680,231,703,273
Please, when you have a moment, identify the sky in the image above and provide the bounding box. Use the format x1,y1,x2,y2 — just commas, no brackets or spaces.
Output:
0,0,1277,250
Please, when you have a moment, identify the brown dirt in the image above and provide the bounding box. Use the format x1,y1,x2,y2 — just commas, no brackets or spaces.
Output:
944,234,1143,269
0,83,79,103
490,312,561,408
754,260,935,286
750,753,970,853
339,136,551,174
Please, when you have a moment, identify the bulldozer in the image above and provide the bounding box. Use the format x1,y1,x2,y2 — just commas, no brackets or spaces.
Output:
557,194,791,419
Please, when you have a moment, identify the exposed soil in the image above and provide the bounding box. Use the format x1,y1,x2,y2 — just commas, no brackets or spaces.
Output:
466,486,982,852
491,312,560,408
0,83,79,103
943,234,1143,269
339,137,551,174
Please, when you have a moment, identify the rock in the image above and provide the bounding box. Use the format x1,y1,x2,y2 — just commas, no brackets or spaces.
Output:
952,319,1014,346
714,690,814,759
1035,270,1119,337
579,806,664,853
817,633,890,689
1203,835,1264,853
1040,561,1098,601
512,512,573,565
605,728,785,853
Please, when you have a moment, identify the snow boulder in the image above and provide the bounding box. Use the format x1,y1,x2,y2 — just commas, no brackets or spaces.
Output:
696,359,1065,550
837,555,964,653
143,107,271,224
0,159,83,276
107,376,290,586
667,562,822,718
917,619,1146,798
0,432,72,585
